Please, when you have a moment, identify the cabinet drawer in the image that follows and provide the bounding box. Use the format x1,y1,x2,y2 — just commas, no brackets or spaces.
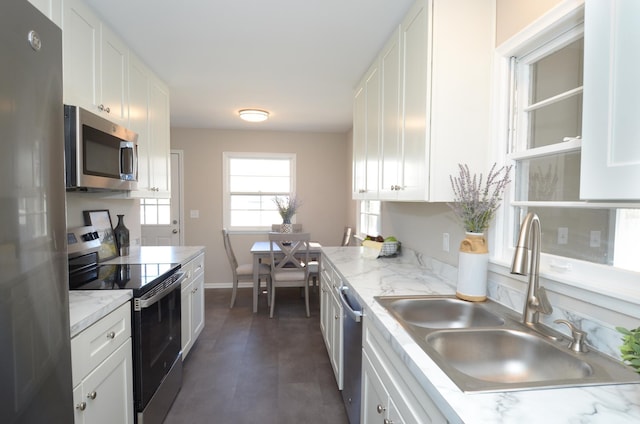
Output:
71,301,131,387
182,253,205,284
189,253,205,279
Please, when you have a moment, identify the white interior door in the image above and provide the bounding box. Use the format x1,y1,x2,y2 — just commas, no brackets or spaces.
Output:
141,151,183,246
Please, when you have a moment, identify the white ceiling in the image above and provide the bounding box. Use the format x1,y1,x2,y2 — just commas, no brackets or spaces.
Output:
84,0,415,133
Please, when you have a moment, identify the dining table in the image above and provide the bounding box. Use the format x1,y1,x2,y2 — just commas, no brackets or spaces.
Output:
250,240,323,313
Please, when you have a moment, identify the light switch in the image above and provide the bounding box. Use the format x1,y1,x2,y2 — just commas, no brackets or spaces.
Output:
190,210,199,218
590,230,601,248
557,227,568,245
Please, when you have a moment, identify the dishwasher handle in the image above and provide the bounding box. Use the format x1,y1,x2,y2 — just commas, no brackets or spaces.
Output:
339,286,363,322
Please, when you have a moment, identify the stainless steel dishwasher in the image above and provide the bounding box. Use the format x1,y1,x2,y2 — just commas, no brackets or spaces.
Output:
339,285,363,424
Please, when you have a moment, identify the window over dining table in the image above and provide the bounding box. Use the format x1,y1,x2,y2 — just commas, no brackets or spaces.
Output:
223,152,296,232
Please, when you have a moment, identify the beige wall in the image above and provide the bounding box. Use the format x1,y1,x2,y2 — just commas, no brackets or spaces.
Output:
66,193,141,247
495,0,564,45
171,128,352,286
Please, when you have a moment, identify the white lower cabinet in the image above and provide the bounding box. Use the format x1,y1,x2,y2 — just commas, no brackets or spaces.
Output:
319,259,343,389
181,252,205,359
362,318,448,424
71,301,133,424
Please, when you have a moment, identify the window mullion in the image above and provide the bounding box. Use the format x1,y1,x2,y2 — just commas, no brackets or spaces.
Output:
507,138,581,161
523,86,583,112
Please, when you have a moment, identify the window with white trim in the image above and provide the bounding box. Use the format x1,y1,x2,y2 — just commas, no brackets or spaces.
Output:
358,200,381,237
140,198,170,225
505,18,640,274
223,152,296,231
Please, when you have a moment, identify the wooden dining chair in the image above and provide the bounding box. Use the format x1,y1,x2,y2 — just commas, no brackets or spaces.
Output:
222,229,271,308
268,232,311,318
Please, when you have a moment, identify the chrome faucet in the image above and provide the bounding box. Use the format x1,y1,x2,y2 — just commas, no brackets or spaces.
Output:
510,213,556,336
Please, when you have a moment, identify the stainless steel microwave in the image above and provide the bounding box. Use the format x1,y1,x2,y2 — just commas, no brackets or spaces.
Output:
64,105,138,191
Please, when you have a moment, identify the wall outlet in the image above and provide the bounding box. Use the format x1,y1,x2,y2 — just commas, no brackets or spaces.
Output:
590,230,601,248
442,233,450,252
557,227,568,245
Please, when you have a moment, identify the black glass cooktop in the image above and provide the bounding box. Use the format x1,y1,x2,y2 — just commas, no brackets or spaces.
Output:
69,262,180,296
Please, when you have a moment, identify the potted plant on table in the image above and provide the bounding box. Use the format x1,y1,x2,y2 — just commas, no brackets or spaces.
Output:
273,195,301,233
448,163,512,301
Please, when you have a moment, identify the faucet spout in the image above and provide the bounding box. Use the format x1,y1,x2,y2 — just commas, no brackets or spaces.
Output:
510,212,553,326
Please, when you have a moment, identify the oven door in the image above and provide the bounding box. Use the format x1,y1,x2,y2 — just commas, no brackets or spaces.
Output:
133,272,184,411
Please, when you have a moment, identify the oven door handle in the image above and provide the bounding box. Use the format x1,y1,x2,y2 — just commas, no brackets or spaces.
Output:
339,286,363,323
136,271,186,310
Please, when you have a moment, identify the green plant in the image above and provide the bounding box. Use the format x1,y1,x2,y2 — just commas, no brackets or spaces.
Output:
617,326,640,372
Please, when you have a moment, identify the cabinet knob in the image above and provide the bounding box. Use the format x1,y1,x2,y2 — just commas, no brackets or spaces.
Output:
376,404,386,414
334,314,339,320
75,402,87,411
97,104,110,113
384,419,393,424
87,391,97,400
106,331,116,339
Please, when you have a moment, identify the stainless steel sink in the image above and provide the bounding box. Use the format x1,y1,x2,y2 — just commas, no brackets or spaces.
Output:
374,295,640,393
427,329,592,384
376,296,504,329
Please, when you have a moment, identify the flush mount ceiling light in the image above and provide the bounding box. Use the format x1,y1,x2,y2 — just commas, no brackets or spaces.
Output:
239,109,269,122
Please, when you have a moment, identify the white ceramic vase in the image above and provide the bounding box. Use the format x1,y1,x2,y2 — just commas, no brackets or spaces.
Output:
456,232,489,302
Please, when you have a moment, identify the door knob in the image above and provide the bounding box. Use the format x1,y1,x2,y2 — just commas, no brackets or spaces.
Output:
172,229,178,234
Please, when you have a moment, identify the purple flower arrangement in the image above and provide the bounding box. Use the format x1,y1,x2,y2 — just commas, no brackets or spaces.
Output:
448,163,512,233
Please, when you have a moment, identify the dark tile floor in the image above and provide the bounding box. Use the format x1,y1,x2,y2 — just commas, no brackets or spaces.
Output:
164,287,349,424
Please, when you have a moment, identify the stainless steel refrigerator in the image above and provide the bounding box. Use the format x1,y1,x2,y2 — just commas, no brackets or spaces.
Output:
0,1,73,423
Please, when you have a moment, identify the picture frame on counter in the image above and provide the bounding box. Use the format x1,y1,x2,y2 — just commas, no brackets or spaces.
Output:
83,209,118,262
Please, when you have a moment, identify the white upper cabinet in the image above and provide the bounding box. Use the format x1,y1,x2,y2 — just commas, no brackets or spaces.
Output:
62,0,129,124
99,24,129,124
580,0,640,200
398,0,429,201
62,0,171,196
352,62,381,200
28,0,62,27
128,55,171,198
353,0,493,202
62,0,99,111
378,28,403,200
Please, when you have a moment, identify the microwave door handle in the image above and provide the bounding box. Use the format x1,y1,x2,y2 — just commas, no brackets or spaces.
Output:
120,141,135,177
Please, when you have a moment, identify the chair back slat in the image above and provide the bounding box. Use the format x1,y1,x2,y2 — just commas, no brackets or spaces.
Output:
342,226,353,246
268,232,310,276
222,229,239,271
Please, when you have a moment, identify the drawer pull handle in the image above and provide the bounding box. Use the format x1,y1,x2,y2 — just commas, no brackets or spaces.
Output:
87,391,97,400
106,331,116,339
376,404,386,414
76,402,86,411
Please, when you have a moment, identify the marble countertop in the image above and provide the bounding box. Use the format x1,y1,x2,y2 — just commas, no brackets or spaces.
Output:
69,290,132,338
322,246,640,424
101,245,205,265
68,245,205,337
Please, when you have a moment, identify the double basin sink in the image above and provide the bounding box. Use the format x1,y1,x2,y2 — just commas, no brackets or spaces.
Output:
374,295,640,393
